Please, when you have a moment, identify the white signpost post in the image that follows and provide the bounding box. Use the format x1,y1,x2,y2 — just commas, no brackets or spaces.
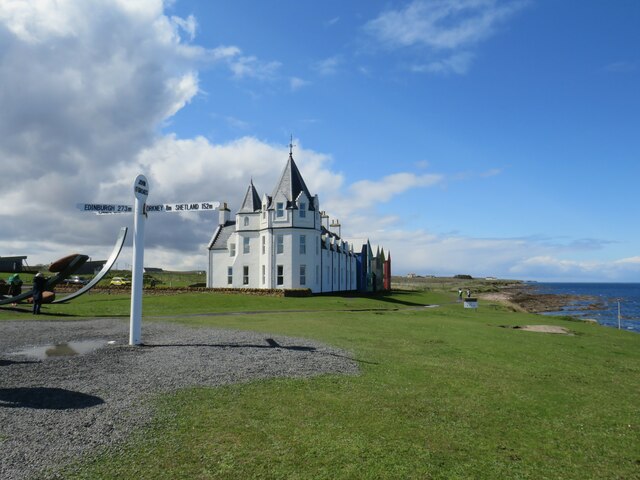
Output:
77,176,219,346
130,174,148,345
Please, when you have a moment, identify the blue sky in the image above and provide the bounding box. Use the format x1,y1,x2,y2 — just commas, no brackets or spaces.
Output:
0,1,638,281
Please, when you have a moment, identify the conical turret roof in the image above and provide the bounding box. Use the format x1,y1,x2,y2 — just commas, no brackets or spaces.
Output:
270,153,314,210
239,180,262,213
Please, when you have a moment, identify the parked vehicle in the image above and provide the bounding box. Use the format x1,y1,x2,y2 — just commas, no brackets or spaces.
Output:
109,277,131,286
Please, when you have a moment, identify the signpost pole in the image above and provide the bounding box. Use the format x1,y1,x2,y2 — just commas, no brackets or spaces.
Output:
129,175,149,345
618,301,621,330
76,190,218,345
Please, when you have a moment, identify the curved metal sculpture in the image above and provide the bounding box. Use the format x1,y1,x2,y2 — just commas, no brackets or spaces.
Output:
53,227,128,303
0,254,88,306
0,227,128,306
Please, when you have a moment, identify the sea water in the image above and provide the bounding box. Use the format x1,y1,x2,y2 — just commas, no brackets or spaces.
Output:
533,282,640,333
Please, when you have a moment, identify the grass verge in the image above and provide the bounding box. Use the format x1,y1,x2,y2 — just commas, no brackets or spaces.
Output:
28,290,637,479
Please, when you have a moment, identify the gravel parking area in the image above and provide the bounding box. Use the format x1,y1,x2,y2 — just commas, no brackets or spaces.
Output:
0,318,359,480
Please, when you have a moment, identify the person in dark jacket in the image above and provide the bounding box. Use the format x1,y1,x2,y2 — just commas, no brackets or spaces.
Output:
8,274,23,296
32,272,47,314
7,273,23,306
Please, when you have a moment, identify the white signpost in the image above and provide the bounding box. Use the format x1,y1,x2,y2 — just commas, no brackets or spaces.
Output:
77,176,219,346
129,175,149,345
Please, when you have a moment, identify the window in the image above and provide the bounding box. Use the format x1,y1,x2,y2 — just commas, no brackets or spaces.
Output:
227,267,233,285
262,236,266,254
243,217,249,226
277,265,284,286
276,202,284,218
277,235,284,254
262,265,266,285
300,265,306,286
299,202,306,218
299,235,306,254
243,266,249,285
243,237,250,254
229,243,236,257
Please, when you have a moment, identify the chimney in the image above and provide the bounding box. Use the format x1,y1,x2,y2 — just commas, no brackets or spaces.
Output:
219,202,231,225
321,211,330,230
329,219,341,238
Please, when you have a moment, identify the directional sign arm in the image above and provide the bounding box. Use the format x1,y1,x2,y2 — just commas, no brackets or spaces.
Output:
77,202,220,214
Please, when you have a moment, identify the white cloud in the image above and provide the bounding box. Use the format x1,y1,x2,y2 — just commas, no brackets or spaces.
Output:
341,172,443,213
365,0,528,50
164,72,200,118
616,256,640,265
228,55,282,80
224,115,250,130
506,255,640,282
290,76,310,91
604,61,637,73
0,0,281,268
325,16,340,27
0,0,202,200
479,167,502,177
350,229,640,283
411,52,474,75
364,0,528,75
314,56,342,75
206,45,285,81
170,14,197,41
210,45,242,60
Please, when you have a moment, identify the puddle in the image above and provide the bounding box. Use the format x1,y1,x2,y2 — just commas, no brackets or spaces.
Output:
10,339,111,360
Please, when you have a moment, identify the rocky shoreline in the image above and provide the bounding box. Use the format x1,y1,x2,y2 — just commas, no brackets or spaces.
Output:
481,284,603,315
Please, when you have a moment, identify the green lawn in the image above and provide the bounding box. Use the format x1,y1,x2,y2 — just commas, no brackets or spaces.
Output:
3,290,639,479
0,289,446,320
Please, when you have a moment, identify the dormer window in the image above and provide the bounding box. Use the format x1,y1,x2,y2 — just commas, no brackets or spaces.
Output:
299,202,306,218
276,202,284,218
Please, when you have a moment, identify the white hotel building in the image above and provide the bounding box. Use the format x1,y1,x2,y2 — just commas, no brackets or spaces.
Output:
207,152,361,293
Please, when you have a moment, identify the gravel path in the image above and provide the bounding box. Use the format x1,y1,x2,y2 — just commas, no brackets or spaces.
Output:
0,318,359,480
